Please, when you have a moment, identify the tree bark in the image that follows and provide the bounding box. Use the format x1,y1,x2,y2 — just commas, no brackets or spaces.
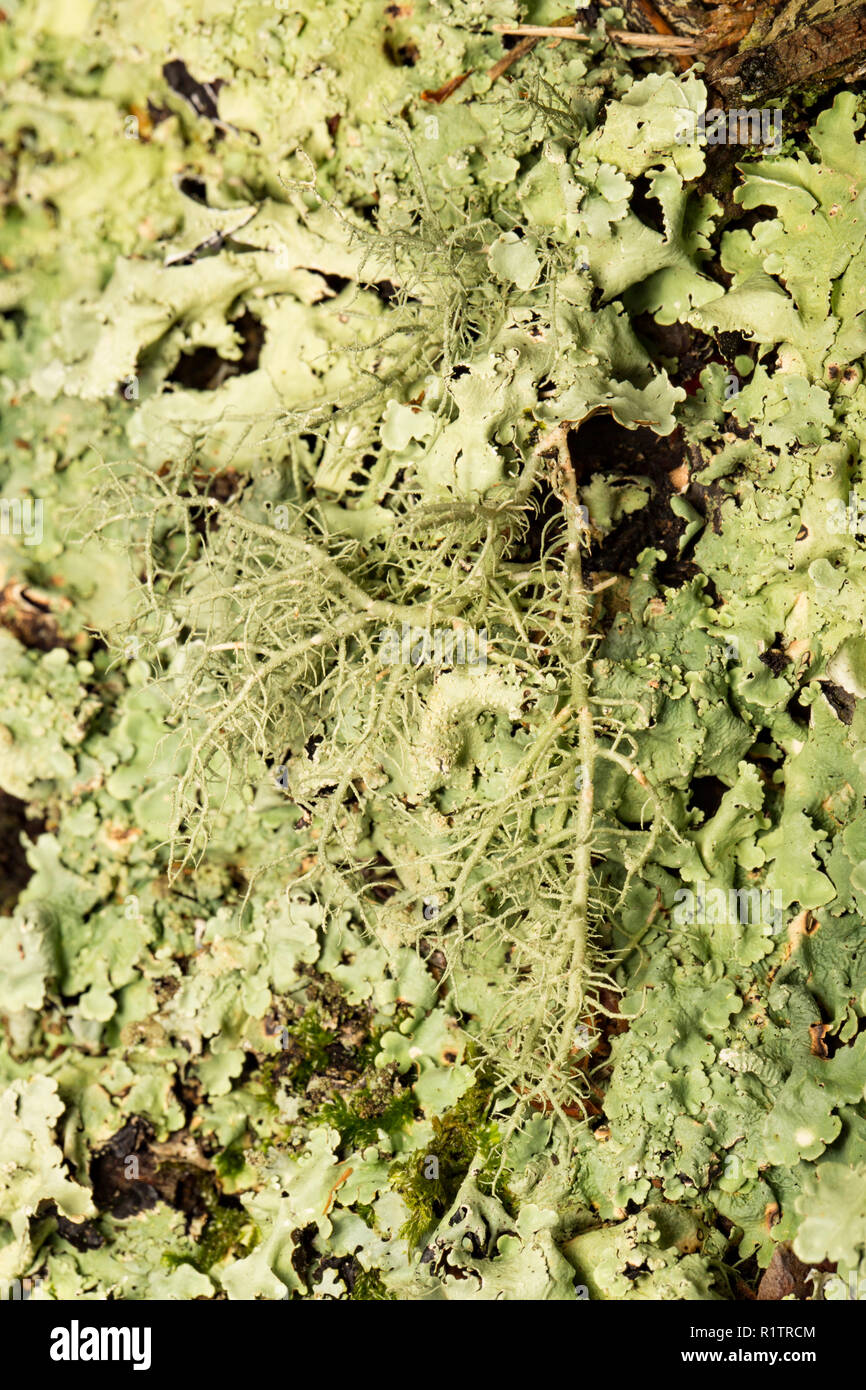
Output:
704,0,866,99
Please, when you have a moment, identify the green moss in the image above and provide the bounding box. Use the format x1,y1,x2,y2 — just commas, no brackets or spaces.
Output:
319,1087,417,1150
259,1008,334,1097
353,1200,377,1227
213,1142,248,1182
164,1201,261,1277
390,1084,514,1248
350,1266,396,1301
354,1022,394,1072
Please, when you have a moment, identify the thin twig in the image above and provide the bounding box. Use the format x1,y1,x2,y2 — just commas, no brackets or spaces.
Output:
491,23,699,52
487,35,538,84
420,71,472,103
487,12,579,85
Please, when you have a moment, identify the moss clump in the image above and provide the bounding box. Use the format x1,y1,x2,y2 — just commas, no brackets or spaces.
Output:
390,1085,514,1248
164,1200,261,1277
350,1265,395,1301
319,1086,417,1151
212,1142,248,1183
258,1008,334,1098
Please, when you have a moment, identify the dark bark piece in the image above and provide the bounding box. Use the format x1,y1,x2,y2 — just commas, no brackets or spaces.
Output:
0,581,71,652
821,679,856,724
54,1214,105,1251
705,1,866,99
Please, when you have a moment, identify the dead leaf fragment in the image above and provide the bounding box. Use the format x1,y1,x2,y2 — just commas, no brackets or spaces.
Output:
757,1243,815,1300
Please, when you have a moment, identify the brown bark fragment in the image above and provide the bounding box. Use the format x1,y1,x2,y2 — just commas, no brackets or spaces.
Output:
706,1,866,97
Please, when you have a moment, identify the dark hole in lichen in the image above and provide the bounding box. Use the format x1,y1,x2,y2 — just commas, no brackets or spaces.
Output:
786,689,812,727
567,416,698,586
177,175,208,204
166,308,264,391
162,59,225,128
629,174,665,237
686,775,728,822
0,790,45,914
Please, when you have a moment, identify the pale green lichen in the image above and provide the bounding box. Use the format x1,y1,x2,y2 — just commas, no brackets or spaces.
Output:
3,0,866,1304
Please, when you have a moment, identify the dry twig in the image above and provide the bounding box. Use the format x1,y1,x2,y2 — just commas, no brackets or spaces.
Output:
491,22,699,51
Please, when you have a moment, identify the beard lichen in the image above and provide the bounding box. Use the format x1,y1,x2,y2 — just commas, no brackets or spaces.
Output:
84,98,682,1144
92,373,671,1138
